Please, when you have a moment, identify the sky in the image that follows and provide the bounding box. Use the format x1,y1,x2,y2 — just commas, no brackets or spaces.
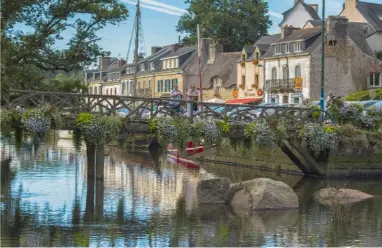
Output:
51,0,381,62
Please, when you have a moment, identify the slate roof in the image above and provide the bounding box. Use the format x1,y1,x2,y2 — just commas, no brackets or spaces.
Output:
279,27,321,43
262,28,322,58
161,46,196,59
262,23,374,58
201,52,241,88
244,46,255,56
304,20,323,28
253,34,281,46
347,22,374,56
357,1,382,32
280,0,321,26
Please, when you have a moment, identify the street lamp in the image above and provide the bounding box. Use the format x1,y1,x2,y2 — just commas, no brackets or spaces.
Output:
320,0,326,111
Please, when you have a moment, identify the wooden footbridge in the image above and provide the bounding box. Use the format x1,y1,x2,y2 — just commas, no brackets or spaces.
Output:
3,90,332,177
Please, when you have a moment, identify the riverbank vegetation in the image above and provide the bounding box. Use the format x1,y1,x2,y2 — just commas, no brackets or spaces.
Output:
344,88,382,101
149,99,382,159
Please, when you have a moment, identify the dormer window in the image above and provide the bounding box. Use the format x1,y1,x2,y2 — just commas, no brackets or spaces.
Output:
294,42,303,52
275,45,282,54
150,61,155,70
140,63,145,72
285,44,290,53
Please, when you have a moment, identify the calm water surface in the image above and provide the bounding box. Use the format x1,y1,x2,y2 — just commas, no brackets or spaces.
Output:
1,138,382,247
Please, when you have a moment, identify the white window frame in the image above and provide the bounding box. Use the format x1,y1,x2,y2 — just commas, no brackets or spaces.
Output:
285,44,290,53
167,60,171,69
140,63,145,72
275,45,282,55
150,61,155,70
370,72,381,87
294,42,303,52
163,61,167,70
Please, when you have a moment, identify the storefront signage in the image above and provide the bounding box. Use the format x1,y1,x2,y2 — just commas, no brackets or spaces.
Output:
295,77,303,89
244,88,258,97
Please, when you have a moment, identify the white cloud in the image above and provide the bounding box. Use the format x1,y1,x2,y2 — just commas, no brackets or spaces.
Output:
268,10,283,19
122,0,185,16
140,0,187,14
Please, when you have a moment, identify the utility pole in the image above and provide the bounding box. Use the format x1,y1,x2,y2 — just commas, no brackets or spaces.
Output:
320,0,326,110
197,24,203,102
133,0,140,97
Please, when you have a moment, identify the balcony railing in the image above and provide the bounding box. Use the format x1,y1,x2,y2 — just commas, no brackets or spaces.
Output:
265,79,298,91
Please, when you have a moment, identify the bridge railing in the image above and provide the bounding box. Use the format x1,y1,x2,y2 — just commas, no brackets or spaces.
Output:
5,90,332,125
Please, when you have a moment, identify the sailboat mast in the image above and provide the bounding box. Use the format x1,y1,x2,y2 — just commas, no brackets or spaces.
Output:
133,0,140,97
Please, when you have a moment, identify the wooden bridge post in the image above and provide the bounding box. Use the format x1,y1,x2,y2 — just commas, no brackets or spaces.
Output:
95,145,105,180
86,143,96,178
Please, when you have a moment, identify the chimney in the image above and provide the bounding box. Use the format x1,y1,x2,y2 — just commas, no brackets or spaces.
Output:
281,25,300,39
208,40,223,64
326,16,349,39
309,4,318,13
171,44,183,52
99,56,113,71
119,58,126,67
151,46,162,55
345,0,358,9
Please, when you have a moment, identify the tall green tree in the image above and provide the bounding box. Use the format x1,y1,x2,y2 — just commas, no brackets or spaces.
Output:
176,0,272,52
1,0,128,94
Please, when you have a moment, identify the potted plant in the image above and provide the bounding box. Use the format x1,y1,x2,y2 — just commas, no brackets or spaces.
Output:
253,60,259,65
240,61,245,67
239,83,245,89
251,83,258,89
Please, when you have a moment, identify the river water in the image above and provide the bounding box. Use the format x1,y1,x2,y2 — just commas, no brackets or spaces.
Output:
1,138,382,247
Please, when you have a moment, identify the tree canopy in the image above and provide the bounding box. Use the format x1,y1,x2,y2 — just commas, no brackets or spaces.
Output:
1,0,129,94
176,0,272,52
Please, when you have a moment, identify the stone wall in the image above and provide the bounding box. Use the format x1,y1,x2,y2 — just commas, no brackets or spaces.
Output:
193,145,303,175
310,28,382,100
324,145,382,178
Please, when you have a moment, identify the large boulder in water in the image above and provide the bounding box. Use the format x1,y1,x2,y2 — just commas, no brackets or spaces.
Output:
197,173,231,204
230,178,299,211
314,187,373,205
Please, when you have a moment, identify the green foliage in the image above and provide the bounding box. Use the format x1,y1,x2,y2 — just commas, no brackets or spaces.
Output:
376,51,382,60
312,105,322,120
216,120,231,135
1,0,128,94
244,120,275,149
74,113,123,147
300,123,338,159
176,0,272,52
0,108,15,136
335,124,368,147
344,89,382,101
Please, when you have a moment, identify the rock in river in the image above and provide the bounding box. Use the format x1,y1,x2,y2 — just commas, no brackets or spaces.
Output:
314,187,373,205
230,178,299,211
197,173,231,204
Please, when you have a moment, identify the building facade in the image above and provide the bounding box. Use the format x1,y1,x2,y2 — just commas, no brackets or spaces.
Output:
339,0,382,53
279,0,320,29
262,16,382,104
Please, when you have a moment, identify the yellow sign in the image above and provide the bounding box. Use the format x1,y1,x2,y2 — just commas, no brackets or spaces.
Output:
232,89,239,99
295,77,303,89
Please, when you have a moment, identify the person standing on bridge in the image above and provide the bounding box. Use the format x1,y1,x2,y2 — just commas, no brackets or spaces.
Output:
187,84,199,112
169,84,183,112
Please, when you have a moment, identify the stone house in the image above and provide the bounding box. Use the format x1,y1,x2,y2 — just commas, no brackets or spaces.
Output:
236,34,280,103
262,16,382,103
183,39,240,102
279,0,320,29
153,45,196,98
339,0,382,54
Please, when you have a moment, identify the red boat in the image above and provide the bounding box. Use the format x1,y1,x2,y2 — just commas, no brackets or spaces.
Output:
167,141,204,169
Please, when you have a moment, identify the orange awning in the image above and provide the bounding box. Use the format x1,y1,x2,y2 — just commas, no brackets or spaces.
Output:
225,98,263,104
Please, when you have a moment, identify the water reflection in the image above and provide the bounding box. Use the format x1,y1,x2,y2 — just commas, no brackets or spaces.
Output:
1,139,382,247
